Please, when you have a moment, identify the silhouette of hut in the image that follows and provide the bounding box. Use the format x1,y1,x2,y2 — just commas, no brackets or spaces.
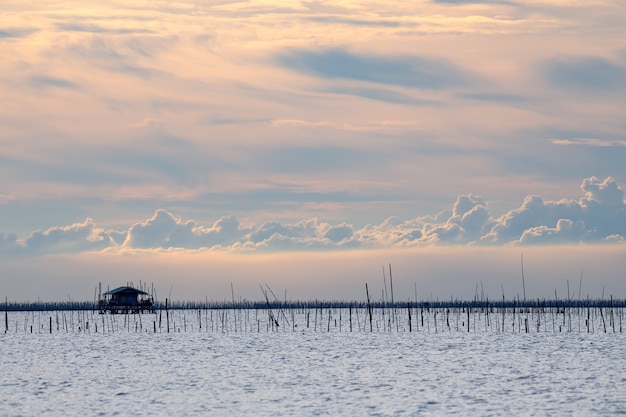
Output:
98,286,155,314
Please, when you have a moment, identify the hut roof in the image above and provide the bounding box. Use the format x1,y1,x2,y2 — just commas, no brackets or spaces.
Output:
105,286,149,296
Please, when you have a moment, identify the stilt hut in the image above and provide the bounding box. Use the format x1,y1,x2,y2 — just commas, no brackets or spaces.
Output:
98,286,155,314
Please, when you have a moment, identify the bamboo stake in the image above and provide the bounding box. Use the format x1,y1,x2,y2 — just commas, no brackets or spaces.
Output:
166,298,170,333
365,283,373,332
389,263,398,330
408,303,412,332
521,253,527,303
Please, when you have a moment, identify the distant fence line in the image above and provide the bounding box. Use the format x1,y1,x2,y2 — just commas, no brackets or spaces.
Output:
4,300,626,334
3,298,626,312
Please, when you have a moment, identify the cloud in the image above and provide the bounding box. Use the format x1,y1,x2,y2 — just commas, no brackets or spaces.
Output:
0,28,38,39
432,0,515,4
246,218,354,250
518,218,591,245
582,176,624,208
461,93,529,104
11,219,113,256
133,118,166,128
275,48,469,90
256,145,369,174
484,177,625,244
543,56,626,92
1,0,625,276
29,76,79,90
63,36,159,79
123,209,185,248
270,119,421,132
305,16,403,28
0,232,18,251
551,138,626,147
27,132,214,188
123,209,249,249
450,195,491,236
327,86,438,106
1,177,625,257
324,223,354,243
483,195,574,243
55,23,154,35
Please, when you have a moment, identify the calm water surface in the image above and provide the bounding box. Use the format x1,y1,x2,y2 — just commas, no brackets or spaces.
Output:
1,312,625,416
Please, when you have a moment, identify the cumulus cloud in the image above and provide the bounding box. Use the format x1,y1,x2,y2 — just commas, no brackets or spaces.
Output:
0,177,624,256
1,219,114,256
123,209,249,249
25,219,112,252
484,177,625,244
324,223,354,243
517,219,590,245
581,176,624,208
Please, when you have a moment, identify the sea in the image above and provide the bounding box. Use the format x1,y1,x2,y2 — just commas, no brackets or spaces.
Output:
1,309,625,416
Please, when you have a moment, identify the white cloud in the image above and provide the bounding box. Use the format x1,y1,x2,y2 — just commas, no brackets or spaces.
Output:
483,195,584,244
323,223,354,243
517,218,591,245
123,209,187,249
482,176,626,244
1,178,625,256
551,138,626,147
581,176,624,208
448,194,491,237
122,209,250,249
17,219,112,255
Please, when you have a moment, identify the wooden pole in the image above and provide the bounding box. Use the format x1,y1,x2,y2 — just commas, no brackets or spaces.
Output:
408,302,412,332
365,283,373,332
166,298,170,333
389,263,398,331
521,254,527,303
231,283,237,332
349,306,352,332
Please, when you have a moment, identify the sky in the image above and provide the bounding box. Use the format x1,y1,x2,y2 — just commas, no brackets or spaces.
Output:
1,0,626,302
